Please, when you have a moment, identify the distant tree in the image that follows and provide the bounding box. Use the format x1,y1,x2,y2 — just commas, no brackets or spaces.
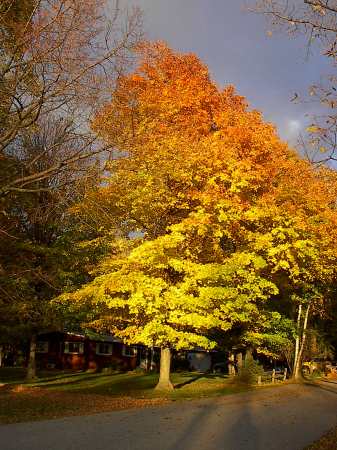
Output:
0,0,142,377
0,116,103,380
254,0,337,164
0,0,142,198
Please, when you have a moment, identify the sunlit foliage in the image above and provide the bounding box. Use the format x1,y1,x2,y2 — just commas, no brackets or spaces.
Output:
65,42,337,383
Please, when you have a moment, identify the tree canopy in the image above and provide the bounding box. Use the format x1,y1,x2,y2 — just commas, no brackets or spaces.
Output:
62,42,337,387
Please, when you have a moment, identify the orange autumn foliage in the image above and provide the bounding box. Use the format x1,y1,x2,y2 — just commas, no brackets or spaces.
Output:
84,41,337,259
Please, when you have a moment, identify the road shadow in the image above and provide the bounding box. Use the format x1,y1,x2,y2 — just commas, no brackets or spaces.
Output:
167,383,259,450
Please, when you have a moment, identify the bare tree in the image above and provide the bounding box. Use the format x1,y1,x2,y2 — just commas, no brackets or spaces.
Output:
0,0,142,196
0,114,103,379
254,0,337,164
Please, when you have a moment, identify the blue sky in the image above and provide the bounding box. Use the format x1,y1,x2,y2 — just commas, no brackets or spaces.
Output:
118,0,331,146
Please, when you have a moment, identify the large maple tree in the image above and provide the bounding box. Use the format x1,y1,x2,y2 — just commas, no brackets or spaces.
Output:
66,42,337,388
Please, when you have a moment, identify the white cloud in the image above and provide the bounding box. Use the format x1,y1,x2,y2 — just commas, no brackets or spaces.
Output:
287,119,301,135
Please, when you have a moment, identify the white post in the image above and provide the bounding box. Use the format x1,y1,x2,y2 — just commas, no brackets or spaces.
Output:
283,367,287,381
294,304,302,375
228,353,236,376
294,303,311,380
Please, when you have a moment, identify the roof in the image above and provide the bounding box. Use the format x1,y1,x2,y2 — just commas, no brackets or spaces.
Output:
38,330,122,343
79,330,122,343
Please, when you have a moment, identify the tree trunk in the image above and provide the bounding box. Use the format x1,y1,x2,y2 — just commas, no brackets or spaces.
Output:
245,348,253,361
150,347,155,371
26,335,37,382
294,303,310,381
237,352,243,370
155,347,173,390
144,347,149,371
228,353,236,376
293,304,302,375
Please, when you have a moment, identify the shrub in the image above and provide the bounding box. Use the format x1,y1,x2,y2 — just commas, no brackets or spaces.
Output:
236,357,264,384
101,360,123,374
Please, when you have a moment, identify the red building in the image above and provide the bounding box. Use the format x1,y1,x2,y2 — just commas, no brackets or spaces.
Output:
36,331,138,371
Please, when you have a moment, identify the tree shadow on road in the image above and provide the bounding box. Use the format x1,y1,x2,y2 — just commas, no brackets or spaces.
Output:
166,386,259,450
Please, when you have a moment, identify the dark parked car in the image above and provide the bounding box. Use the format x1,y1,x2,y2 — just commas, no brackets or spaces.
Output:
212,362,228,374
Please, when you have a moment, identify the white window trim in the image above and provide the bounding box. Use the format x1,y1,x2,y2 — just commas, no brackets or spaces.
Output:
36,341,49,353
122,345,137,357
64,341,84,355
95,342,113,356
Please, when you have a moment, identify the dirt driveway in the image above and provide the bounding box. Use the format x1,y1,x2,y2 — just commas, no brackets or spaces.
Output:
1,383,337,450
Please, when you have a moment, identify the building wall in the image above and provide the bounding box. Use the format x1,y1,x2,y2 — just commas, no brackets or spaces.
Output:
36,332,137,371
187,351,212,372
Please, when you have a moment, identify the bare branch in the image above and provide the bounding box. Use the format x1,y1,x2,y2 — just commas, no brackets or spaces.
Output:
0,0,142,192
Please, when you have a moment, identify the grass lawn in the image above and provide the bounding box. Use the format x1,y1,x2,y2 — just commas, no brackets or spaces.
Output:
0,367,27,383
0,368,250,424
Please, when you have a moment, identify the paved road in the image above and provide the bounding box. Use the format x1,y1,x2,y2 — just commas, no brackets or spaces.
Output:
1,383,337,450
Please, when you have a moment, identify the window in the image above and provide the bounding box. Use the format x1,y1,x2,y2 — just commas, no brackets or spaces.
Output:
96,343,113,355
122,345,137,357
36,341,49,353
64,341,84,354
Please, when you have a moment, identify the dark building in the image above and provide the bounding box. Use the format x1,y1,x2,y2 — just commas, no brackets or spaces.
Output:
36,331,138,371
